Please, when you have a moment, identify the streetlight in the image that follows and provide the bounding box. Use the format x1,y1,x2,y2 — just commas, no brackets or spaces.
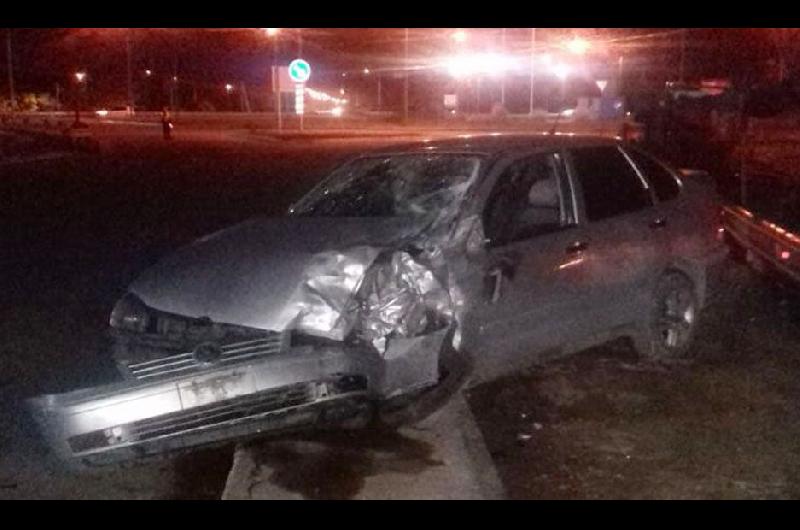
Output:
451,29,468,43
144,69,152,76
565,37,590,55
73,71,88,125
6,29,15,111
263,28,282,130
225,83,234,93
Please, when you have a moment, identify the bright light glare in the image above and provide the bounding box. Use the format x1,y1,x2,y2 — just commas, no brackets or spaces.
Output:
565,37,590,55
145,69,152,76
331,106,344,117
443,53,521,78
363,68,370,75
305,87,347,106
74,71,87,82
263,28,280,37
95,109,108,117
225,83,234,92
451,30,468,43
551,63,571,80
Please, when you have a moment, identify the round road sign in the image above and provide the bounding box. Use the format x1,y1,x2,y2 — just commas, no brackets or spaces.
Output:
288,59,311,83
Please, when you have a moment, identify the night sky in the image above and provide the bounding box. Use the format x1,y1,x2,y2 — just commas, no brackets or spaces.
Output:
2,28,779,105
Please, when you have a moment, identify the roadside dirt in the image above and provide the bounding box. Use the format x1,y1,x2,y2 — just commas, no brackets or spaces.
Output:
468,260,800,499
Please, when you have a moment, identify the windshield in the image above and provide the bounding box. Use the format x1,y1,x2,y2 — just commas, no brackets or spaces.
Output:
292,154,482,219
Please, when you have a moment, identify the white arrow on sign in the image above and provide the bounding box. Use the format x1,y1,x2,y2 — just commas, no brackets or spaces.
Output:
288,59,311,84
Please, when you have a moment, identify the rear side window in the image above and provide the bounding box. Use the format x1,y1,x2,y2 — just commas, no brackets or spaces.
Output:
570,146,651,221
626,148,681,202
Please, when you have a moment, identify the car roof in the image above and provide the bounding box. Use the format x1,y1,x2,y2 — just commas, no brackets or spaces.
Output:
371,133,621,157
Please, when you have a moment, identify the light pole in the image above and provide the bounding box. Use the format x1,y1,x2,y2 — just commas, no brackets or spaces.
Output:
6,29,15,111
529,28,536,115
500,28,506,109
680,28,687,83
73,71,87,125
263,28,282,130
126,30,133,114
404,28,409,123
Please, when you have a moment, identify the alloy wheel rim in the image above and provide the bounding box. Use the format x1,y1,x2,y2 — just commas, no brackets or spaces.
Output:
656,284,696,349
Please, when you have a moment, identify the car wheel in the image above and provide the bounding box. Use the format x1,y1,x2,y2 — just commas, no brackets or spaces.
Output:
632,271,699,360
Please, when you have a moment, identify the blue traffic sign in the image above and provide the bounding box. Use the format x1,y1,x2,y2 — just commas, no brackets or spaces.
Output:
288,59,311,83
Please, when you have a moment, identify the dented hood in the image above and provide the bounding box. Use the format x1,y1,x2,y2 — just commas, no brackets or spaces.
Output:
129,216,427,333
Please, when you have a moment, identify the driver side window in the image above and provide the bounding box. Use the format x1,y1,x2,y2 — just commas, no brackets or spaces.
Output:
483,153,570,246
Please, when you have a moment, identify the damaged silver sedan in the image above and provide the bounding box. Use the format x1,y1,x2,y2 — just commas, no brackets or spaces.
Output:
28,134,727,468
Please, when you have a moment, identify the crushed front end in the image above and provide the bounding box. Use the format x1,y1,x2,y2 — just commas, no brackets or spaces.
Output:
27,240,457,469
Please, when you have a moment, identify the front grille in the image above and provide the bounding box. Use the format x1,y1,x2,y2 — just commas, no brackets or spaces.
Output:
128,333,287,380
131,382,314,441
66,375,369,454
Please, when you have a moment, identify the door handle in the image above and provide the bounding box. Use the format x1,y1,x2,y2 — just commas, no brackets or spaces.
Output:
566,240,588,254
650,217,667,229
487,267,504,304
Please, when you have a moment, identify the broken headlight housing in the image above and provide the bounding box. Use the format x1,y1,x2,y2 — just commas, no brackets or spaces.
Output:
354,250,451,353
109,293,151,333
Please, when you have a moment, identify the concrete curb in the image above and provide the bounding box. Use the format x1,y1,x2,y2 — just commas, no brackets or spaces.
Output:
220,392,505,500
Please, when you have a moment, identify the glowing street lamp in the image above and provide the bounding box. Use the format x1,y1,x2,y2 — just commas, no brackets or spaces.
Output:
565,37,590,55
225,83,234,93
451,30,468,43
363,67,370,75
144,69,152,76
74,71,87,83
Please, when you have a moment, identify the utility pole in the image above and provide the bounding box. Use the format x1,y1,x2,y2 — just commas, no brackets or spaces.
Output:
297,29,303,56
170,53,177,111
500,28,506,109
680,28,687,83
403,28,409,123
529,28,536,115
126,30,133,113
6,29,15,110
377,74,382,110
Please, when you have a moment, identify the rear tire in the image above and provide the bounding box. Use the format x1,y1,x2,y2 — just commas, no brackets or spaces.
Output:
632,271,699,361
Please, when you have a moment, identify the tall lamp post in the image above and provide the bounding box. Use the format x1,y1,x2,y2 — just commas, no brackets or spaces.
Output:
529,28,536,116
263,28,281,130
6,29,15,111
126,30,133,114
73,71,87,125
404,28,409,123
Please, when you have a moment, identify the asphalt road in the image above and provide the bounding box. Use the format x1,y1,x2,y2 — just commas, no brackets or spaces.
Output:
0,129,416,498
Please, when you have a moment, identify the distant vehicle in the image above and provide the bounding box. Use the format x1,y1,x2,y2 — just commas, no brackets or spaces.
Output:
721,191,800,285
95,106,133,118
29,134,727,468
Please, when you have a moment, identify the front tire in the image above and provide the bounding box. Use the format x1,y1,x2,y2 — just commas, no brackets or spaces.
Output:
632,271,699,360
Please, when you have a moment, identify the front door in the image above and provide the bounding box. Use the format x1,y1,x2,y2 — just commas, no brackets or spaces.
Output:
461,152,595,379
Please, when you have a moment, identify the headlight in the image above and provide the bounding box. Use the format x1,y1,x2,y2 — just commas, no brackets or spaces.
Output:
109,293,151,332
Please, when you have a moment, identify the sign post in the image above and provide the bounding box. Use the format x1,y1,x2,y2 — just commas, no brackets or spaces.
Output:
288,59,311,131
271,65,282,132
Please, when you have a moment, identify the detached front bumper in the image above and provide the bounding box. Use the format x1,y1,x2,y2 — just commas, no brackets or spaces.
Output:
27,328,449,469
27,346,380,468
